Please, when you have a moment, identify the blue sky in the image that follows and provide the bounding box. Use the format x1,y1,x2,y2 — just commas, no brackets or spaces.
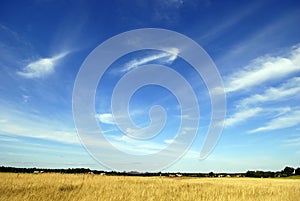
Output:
0,0,300,172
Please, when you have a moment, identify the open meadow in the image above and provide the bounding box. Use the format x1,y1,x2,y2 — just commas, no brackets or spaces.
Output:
0,173,300,201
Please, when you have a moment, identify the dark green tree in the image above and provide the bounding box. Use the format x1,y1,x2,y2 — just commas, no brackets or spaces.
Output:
282,166,294,176
245,171,255,177
295,167,300,175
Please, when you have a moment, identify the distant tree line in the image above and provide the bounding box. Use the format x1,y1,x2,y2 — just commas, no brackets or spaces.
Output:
0,166,204,177
245,166,300,178
0,166,299,178
0,166,98,174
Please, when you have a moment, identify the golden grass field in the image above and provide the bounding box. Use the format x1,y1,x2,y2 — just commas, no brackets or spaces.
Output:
0,173,300,201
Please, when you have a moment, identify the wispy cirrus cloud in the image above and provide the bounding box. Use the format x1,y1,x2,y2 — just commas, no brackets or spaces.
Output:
0,114,79,145
200,1,262,43
227,75,300,132
0,99,78,145
17,51,69,78
120,48,179,73
225,45,300,93
249,110,300,133
225,107,262,127
218,10,300,72
238,77,300,107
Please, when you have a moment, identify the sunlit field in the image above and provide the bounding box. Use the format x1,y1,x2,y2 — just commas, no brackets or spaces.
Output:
1,173,300,201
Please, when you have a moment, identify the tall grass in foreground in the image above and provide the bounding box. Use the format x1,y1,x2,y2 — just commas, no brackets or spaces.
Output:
0,173,299,201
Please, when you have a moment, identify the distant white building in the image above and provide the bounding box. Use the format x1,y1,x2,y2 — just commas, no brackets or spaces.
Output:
33,171,44,174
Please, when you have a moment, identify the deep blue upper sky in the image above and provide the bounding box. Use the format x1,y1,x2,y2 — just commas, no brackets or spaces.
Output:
0,0,299,172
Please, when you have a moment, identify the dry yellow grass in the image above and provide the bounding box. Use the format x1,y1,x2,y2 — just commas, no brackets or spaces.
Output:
0,173,300,201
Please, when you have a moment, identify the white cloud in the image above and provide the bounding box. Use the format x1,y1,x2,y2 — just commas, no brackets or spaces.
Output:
225,46,300,93
17,51,69,78
107,134,167,155
164,139,174,144
121,48,179,73
229,76,299,131
249,110,300,133
238,77,300,107
95,113,115,124
225,107,262,127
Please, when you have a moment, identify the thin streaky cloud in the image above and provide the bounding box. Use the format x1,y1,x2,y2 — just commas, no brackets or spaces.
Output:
238,77,300,107
225,107,262,127
200,1,262,42
225,45,300,93
218,10,300,70
17,51,69,78
0,118,79,145
271,107,292,118
249,110,300,133
0,103,79,145
121,48,179,73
